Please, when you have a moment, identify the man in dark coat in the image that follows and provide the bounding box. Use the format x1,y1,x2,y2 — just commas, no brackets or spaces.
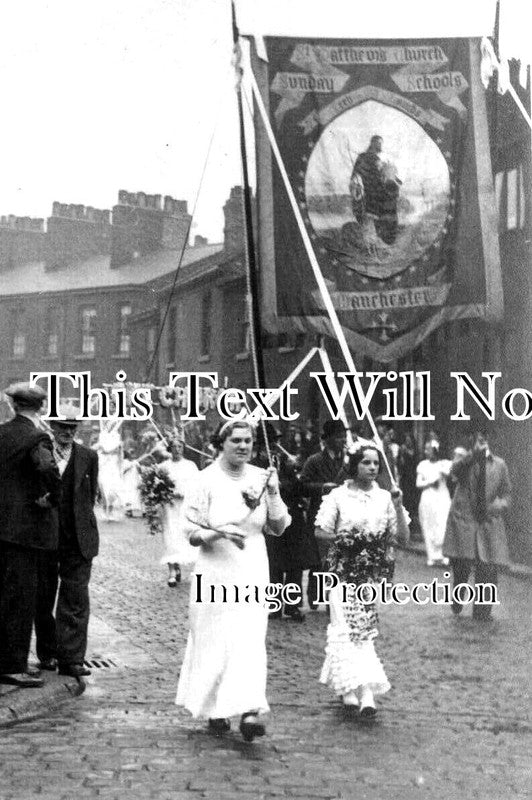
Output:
443,428,511,621
252,424,312,622
0,383,60,687
35,406,99,678
299,420,348,609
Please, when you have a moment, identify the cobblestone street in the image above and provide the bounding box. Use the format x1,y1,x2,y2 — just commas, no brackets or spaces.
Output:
1,519,531,800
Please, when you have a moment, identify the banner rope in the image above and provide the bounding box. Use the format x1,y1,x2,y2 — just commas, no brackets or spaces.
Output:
145,82,230,382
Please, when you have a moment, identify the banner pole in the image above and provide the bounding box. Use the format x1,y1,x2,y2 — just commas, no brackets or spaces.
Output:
248,74,395,485
247,346,320,420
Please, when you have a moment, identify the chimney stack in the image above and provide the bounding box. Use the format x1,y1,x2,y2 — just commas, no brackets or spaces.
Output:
110,190,191,268
0,216,46,272
46,203,111,271
223,185,247,253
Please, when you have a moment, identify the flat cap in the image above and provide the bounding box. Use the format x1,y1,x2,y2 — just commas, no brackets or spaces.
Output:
5,382,47,406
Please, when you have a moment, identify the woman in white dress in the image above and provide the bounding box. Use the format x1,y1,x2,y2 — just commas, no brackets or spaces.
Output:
159,438,199,585
416,442,452,566
315,446,409,718
176,419,290,741
94,422,125,521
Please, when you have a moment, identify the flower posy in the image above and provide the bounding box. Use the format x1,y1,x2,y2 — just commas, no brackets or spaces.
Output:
241,471,269,510
139,464,176,536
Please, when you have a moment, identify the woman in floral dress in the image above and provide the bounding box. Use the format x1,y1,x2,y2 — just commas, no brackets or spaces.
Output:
315,445,409,717
176,420,290,741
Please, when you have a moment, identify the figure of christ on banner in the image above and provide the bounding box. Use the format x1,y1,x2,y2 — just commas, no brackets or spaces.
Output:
305,104,451,279
305,100,450,278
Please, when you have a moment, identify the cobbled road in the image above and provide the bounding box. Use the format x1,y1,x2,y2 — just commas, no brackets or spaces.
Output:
1,518,531,800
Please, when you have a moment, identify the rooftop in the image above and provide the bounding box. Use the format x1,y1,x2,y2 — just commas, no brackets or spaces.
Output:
0,242,224,297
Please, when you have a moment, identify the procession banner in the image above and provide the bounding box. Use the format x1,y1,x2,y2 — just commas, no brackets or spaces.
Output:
252,37,503,362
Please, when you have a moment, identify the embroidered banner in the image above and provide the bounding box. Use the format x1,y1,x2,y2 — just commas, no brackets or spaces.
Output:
253,37,502,362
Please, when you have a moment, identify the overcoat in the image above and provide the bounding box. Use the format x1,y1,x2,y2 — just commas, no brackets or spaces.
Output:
58,442,99,560
443,452,511,565
0,415,60,550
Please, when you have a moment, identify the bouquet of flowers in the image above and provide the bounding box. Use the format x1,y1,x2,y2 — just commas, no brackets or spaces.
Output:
138,464,176,536
326,524,394,583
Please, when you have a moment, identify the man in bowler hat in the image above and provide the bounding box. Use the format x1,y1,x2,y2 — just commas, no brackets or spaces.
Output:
299,420,348,609
0,382,60,687
35,405,99,678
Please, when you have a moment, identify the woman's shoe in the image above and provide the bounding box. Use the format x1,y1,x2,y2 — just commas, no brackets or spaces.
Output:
359,686,376,719
239,712,265,742
208,718,230,734
342,691,359,707
167,577,177,587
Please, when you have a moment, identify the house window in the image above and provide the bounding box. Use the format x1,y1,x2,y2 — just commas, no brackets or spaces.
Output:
147,325,157,357
239,321,251,355
13,333,25,359
495,164,527,232
44,306,61,357
201,291,212,356
10,309,25,358
117,303,131,356
80,307,97,355
167,306,176,364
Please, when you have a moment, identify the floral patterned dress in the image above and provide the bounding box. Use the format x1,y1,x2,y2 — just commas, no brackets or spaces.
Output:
315,481,398,698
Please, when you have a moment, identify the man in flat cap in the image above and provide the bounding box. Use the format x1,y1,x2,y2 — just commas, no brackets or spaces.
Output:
35,405,99,678
0,382,60,687
299,420,348,609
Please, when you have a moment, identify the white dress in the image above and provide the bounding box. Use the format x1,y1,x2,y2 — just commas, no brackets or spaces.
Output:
416,459,452,564
159,457,199,566
316,483,397,699
122,458,143,517
175,460,289,720
95,428,125,520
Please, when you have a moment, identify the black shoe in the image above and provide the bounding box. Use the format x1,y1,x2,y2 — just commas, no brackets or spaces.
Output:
284,607,305,622
38,658,58,671
0,672,44,688
208,718,230,735
269,610,282,619
451,603,463,616
360,705,377,720
58,663,91,678
239,712,265,742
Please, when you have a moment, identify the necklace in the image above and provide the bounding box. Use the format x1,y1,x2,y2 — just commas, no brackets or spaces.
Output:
219,459,245,479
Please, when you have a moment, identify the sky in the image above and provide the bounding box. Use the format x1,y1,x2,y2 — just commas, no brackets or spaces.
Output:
0,0,526,243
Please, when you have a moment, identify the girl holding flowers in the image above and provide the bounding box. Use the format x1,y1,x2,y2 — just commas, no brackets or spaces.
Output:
315,445,409,718
175,419,290,741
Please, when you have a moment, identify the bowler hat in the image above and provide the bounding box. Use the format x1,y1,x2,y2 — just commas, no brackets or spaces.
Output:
321,420,347,439
5,382,47,408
